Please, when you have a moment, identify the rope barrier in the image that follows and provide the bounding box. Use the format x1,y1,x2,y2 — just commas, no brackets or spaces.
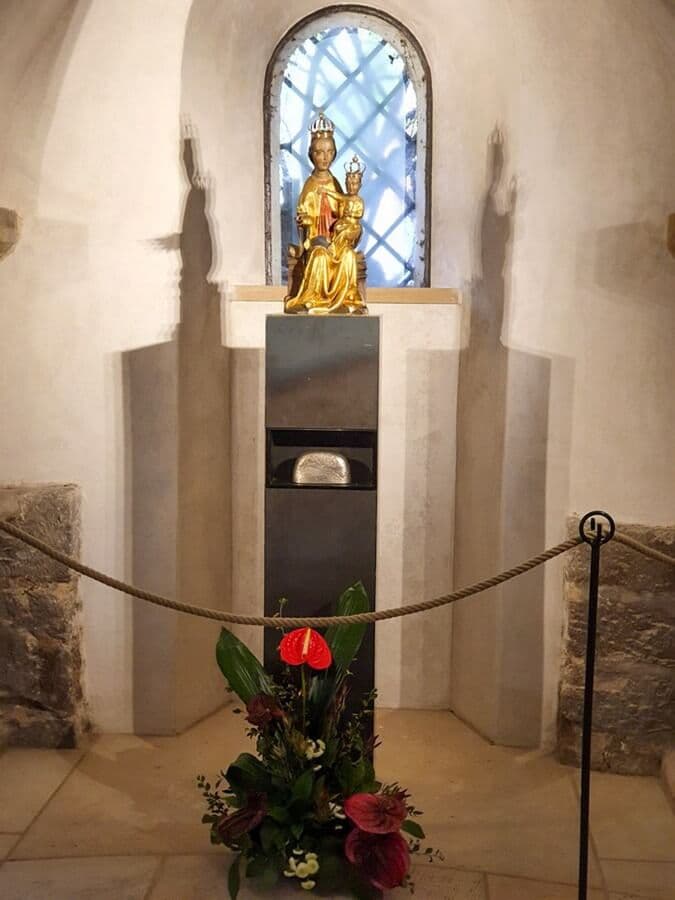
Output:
0,519,672,628
613,531,675,567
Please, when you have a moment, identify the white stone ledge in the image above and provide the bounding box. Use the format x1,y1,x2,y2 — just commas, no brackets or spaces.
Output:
228,284,461,304
224,297,461,350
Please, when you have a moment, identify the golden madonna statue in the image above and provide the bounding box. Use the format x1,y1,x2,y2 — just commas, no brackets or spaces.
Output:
284,113,368,315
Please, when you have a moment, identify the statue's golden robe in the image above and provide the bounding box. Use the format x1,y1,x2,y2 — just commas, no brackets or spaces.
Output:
286,180,366,315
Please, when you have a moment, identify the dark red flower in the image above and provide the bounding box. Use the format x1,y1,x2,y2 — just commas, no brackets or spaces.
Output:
245,693,284,728
345,828,410,890
216,793,267,846
279,627,332,670
344,791,407,833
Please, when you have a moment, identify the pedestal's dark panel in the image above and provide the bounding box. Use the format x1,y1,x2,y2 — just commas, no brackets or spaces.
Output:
264,487,376,715
264,315,379,737
266,316,379,429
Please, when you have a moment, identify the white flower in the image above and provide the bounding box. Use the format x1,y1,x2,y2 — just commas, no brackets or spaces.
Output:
283,869,296,877
305,858,319,875
300,880,316,890
295,862,310,878
284,857,297,875
329,801,346,820
292,847,304,857
304,738,326,760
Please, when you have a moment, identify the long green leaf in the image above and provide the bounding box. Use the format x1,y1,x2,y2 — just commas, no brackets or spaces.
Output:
291,768,315,805
228,855,241,900
325,582,370,673
401,819,425,839
216,628,274,704
226,753,271,794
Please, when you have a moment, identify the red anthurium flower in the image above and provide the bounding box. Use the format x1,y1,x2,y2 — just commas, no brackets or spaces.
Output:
279,627,332,670
245,693,284,728
345,828,410,890
216,792,267,846
344,791,407,833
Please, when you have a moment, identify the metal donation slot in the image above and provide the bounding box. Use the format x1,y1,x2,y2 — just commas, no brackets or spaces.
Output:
292,451,352,486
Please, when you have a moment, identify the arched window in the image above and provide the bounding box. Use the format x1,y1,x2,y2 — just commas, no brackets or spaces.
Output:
265,7,431,288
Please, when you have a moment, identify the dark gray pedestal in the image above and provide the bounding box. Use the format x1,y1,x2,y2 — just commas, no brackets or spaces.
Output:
264,315,380,719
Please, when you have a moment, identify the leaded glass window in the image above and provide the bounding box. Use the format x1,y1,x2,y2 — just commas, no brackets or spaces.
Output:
265,10,430,288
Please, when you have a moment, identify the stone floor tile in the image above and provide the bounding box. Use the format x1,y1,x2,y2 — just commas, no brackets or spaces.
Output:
10,706,246,859
147,855,234,900
585,772,675,861
0,855,159,900
375,710,602,886
0,747,83,832
487,873,606,898
407,864,486,898
0,834,20,860
7,707,672,899
602,859,675,899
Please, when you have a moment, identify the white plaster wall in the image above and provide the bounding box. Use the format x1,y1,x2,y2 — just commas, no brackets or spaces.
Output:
1,0,673,736
0,0,192,731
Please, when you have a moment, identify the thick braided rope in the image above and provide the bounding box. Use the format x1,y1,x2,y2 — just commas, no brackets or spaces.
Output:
0,519,581,626
613,531,675,566
0,520,671,627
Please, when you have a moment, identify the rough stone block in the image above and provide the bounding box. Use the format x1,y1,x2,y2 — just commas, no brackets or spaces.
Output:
558,518,675,775
0,484,87,748
0,484,80,582
564,522,674,594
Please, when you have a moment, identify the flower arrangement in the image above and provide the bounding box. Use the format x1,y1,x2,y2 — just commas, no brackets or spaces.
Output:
198,583,441,898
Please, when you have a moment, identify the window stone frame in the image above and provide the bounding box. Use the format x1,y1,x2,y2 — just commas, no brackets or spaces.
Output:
263,5,432,287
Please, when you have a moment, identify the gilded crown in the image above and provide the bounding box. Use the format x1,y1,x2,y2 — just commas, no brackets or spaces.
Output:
309,111,335,135
345,154,366,176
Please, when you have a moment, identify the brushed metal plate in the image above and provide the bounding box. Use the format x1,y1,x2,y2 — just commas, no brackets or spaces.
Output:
292,451,351,485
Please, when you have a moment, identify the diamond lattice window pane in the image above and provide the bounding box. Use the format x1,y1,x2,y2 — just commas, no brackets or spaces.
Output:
279,26,419,288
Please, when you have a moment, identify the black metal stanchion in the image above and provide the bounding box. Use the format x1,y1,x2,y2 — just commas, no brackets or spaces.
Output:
577,510,615,900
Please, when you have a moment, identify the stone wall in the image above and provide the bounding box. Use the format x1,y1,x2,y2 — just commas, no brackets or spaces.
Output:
558,520,674,775
0,484,87,747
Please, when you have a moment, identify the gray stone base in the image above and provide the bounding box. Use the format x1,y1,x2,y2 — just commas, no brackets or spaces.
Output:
0,485,88,748
558,520,674,775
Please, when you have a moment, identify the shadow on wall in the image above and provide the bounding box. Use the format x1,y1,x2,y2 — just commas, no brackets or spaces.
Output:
124,131,231,735
577,220,675,307
451,129,573,747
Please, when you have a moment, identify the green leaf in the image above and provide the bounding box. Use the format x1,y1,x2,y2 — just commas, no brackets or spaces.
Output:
292,768,314,805
245,854,267,878
308,671,334,715
260,858,279,890
227,855,241,900
268,805,290,824
315,848,348,892
325,582,370,673
338,754,375,796
312,774,326,803
216,628,274,704
260,820,284,854
401,819,425,839
226,753,271,794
